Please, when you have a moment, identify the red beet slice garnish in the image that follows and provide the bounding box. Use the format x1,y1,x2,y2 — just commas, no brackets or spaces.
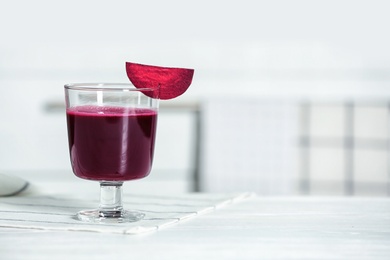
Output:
126,62,194,100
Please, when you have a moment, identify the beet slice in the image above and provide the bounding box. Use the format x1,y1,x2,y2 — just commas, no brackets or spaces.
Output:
126,62,194,100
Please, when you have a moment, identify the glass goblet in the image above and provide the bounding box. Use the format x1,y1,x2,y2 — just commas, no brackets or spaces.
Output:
65,83,159,223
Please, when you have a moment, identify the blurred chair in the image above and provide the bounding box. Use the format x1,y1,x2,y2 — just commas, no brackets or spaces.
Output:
198,97,390,196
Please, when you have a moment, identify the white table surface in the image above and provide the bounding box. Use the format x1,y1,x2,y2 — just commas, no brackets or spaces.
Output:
1,171,390,260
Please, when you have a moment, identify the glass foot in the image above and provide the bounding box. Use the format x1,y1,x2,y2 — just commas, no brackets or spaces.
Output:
77,209,145,223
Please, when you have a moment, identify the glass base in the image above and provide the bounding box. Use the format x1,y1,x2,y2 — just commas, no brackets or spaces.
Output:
76,209,145,223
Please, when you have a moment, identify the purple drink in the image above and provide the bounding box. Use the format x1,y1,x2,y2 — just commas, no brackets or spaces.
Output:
66,105,158,181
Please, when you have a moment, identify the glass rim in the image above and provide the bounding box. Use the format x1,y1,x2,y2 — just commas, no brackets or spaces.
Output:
64,83,154,92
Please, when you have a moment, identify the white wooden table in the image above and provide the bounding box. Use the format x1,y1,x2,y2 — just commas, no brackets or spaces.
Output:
1,171,389,260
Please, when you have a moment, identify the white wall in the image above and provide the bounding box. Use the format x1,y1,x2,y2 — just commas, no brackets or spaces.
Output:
1,0,390,177
1,0,390,98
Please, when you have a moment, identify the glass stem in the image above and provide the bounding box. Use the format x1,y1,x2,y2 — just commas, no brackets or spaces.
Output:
99,182,124,218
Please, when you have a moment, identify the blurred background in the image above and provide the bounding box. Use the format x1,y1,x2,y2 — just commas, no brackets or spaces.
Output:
1,0,390,196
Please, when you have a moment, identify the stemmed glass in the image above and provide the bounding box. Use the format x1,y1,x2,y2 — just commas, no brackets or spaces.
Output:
65,83,159,223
